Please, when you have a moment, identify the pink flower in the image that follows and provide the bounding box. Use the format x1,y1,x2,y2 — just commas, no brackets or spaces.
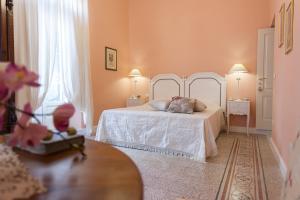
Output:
0,71,10,101
9,102,48,147
18,103,33,127
53,104,75,132
0,106,6,130
0,116,3,130
0,135,5,143
9,123,48,147
4,63,40,91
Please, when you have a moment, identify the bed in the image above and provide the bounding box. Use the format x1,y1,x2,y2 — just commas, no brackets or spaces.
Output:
96,72,227,162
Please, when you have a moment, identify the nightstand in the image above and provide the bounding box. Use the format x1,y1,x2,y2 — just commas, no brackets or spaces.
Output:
227,100,250,135
127,98,146,107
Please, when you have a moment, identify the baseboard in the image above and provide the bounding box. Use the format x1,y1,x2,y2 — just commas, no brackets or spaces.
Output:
229,126,271,135
268,137,287,179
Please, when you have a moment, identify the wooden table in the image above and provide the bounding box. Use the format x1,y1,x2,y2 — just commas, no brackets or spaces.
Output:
17,139,143,200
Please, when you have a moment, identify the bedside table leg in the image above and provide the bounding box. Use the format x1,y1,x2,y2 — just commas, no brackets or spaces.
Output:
227,115,230,135
246,114,250,136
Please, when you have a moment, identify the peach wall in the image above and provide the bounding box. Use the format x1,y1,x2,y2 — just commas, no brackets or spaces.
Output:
270,0,300,165
128,0,271,127
88,0,300,166
89,0,130,125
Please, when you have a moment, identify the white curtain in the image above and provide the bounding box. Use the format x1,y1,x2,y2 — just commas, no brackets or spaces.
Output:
14,0,41,110
14,0,93,134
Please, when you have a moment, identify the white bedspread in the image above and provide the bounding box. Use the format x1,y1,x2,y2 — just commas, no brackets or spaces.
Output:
95,104,224,162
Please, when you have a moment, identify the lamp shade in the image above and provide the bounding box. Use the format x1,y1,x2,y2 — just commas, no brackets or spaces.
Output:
129,69,142,77
229,64,248,74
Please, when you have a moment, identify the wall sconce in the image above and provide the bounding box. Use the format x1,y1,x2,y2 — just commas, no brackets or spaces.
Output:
229,64,248,99
128,69,142,99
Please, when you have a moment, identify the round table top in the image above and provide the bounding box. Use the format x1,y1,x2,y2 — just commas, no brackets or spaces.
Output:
17,139,143,200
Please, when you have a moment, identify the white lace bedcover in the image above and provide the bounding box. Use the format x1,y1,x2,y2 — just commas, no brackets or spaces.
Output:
96,104,224,162
0,144,46,200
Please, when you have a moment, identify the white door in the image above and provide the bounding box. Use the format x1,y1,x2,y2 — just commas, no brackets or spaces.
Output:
256,28,274,131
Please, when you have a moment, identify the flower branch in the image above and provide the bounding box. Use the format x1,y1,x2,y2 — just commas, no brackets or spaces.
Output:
1,102,42,124
0,63,85,157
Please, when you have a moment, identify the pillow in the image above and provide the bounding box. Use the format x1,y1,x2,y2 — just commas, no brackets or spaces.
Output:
194,99,207,112
149,100,171,111
167,97,195,114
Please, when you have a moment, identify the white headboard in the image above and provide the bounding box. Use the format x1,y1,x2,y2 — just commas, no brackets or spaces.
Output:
150,72,227,111
150,74,184,100
185,72,227,111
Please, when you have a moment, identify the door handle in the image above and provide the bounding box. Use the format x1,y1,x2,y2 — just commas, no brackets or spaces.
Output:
258,87,263,92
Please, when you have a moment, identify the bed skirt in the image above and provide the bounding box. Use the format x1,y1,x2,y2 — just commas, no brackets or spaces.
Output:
103,139,195,159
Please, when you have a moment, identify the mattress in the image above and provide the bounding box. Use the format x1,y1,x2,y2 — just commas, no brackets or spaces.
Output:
95,104,224,162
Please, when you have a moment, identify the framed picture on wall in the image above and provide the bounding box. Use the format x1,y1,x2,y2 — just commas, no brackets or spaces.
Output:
105,47,117,71
285,0,294,54
278,3,285,48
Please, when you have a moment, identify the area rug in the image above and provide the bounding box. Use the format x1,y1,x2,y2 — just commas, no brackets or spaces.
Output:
116,133,283,200
216,136,267,200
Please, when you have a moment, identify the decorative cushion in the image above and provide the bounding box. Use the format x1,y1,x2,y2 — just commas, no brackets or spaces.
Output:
167,97,195,114
0,144,46,199
194,99,207,112
149,100,171,111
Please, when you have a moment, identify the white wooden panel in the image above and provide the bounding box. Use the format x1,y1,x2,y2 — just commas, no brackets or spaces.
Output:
262,96,272,120
256,28,274,130
150,74,184,100
189,79,220,105
263,33,274,90
150,73,226,113
185,72,227,112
